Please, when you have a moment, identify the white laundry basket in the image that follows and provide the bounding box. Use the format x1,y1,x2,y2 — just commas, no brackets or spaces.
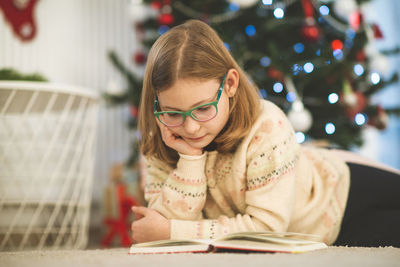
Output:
0,81,98,251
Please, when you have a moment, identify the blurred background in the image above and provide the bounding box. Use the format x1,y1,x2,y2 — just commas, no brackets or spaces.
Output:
0,0,399,250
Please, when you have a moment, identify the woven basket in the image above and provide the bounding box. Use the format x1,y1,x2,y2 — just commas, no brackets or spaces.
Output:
0,81,98,251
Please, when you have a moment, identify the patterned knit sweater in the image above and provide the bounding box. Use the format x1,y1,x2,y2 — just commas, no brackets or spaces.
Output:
144,99,350,245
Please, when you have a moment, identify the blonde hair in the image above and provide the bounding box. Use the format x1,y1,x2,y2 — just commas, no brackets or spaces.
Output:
139,19,261,167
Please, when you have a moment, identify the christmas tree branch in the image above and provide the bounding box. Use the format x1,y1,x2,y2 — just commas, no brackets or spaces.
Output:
364,73,399,96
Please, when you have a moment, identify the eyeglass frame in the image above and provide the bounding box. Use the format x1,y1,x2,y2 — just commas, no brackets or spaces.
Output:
153,73,227,127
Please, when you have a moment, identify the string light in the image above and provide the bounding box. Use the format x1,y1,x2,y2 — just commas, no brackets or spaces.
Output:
292,64,301,75
262,0,273,5
293,43,305,53
286,92,296,102
274,8,284,19
355,113,367,125
260,56,271,67
344,39,354,49
158,25,169,35
333,49,344,60
319,5,330,16
229,3,240,12
346,29,356,39
259,88,267,99
273,82,284,93
295,132,306,143
353,64,364,76
370,72,381,84
328,93,339,104
325,122,336,134
303,62,314,73
245,25,256,36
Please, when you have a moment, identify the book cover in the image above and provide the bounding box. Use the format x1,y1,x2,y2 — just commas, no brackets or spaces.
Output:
129,231,328,254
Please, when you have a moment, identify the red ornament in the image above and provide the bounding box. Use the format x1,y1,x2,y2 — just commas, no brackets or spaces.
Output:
130,105,139,118
133,52,146,64
372,23,384,39
367,105,388,130
349,11,363,30
267,67,284,82
301,23,321,42
355,50,366,62
158,13,174,25
151,1,162,10
301,0,314,17
300,0,321,42
0,0,39,42
331,39,343,51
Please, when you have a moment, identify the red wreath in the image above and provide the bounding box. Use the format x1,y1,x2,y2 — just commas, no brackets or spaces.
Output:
0,0,40,42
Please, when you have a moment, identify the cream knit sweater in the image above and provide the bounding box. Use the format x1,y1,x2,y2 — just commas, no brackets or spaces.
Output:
144,100,350,245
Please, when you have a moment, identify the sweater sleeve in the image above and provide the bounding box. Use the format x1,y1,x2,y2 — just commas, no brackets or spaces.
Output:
169,104,301,240
144,153,208,221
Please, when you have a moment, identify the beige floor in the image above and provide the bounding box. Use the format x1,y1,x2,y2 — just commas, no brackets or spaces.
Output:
1,246,400,267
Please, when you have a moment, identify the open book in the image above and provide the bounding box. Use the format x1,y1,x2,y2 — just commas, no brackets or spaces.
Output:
129,231,328,254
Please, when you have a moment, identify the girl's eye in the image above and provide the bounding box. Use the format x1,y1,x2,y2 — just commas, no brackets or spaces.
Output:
197,105,212,112
165,113,180,118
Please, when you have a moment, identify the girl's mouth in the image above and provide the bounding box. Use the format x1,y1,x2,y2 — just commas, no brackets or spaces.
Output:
186,135,206,141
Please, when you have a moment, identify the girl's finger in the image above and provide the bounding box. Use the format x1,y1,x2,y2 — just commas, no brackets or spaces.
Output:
131,206,147,219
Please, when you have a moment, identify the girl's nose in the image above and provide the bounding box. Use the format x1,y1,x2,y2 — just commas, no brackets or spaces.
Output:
183,116,200,134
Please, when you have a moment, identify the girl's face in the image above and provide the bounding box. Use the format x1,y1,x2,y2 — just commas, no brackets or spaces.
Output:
156,72,237,150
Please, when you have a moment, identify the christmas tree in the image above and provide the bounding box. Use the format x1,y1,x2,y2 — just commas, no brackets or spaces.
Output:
106,0,399,164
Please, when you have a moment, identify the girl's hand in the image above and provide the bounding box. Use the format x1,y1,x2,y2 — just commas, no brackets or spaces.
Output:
157,121,203,156
131,206,170,243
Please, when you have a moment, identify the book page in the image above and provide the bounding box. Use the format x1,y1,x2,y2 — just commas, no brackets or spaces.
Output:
219,234,321,245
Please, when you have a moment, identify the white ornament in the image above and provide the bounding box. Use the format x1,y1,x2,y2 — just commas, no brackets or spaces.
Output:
228,0,259,8
129,2,150,22
287,101,313,132
364,42,377,57
343,92,357,106
106,79,125,96
369,53,390,74
333,0,358,21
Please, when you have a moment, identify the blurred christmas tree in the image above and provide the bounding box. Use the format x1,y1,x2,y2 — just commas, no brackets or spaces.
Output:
106,0,400,163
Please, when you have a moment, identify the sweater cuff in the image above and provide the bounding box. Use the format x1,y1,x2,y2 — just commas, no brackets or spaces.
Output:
176,152,207,179
170,219,202,240
170,219,219,240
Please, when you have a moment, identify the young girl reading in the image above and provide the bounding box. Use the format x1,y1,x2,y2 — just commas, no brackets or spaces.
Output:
131,20,400,247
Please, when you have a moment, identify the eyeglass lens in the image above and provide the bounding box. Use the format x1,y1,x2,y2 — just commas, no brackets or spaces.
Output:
159,104,217,126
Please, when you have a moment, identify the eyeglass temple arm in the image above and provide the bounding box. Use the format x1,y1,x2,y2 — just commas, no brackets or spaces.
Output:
217,73,227,100
154,95,158,113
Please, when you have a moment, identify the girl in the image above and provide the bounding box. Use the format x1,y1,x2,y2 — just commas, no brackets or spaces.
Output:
131,20,400,247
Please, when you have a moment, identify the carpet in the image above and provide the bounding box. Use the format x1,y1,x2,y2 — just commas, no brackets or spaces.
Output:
1,246,400,267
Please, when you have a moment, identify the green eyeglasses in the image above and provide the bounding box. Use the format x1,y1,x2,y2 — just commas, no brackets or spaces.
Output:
154,74,227,127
